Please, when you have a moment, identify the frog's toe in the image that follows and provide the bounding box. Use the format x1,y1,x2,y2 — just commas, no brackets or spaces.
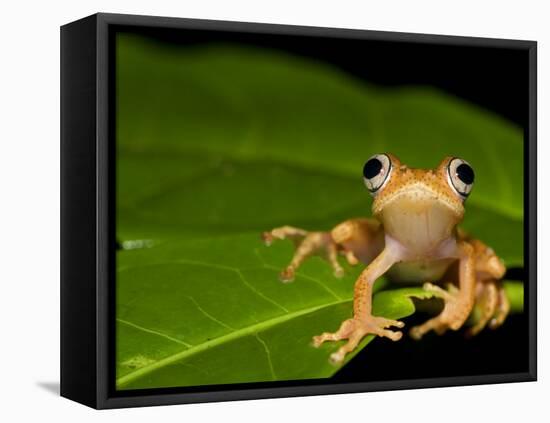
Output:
374,316,405,329
261,226,308,247
329,334,363,364
411,280,473,339
469,281,497,335
410,299,469,339
261,231,275,246
467,280,509,336
410,313,453,339
409,326,424,340
333,267,345,278
491,283,510,328
313,316,404,363
422,282,455,301
410,323,431,340
312,318,356,348
263,227,347,283
279,267,295,283
344,250,359,266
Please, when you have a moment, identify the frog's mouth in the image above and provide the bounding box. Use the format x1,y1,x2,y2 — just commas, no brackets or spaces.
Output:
373,182,464,219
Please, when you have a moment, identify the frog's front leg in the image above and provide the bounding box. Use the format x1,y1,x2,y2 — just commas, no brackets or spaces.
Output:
312,245,404,363
409,241,477,339
262,219,383,283
262,227,343,282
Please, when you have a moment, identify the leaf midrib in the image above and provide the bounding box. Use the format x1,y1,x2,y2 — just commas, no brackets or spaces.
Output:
116,297,351,388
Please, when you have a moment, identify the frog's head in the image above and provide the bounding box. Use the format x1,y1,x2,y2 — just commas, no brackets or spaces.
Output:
362,153,474,250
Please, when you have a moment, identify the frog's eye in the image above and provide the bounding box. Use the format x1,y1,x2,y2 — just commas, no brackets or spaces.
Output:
363,153,392,195
447,157,475,198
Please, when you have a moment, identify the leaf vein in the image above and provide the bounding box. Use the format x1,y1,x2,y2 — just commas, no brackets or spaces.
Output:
117,318,194,348
255,333,277,380
120,258,291,314
235,269,290,313
187,296,235,330
116,298,350,388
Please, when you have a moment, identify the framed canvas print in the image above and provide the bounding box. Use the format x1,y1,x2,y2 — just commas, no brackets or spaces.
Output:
60,13,537,409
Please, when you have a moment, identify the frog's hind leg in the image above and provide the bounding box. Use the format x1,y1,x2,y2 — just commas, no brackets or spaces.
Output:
467,280,498,337
467,280,510,336
410,237,508,340
464,237,509,335
409,241,477,340
491,283,510,329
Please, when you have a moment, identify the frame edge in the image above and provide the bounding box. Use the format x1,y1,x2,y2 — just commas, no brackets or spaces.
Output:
60,13,100,409
65,12,538,409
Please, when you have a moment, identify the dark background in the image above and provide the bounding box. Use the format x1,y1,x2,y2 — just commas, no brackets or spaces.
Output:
118,25,529,384
128,25,529,128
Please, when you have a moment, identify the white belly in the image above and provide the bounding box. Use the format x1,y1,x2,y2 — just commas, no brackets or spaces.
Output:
387,258,455,283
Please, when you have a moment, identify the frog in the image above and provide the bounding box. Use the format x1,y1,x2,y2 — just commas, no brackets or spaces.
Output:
262,153,509,364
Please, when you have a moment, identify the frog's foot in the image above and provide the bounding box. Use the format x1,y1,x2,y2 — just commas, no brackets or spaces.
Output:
262,226,345,283
410,282,472,340
312,316,405,364
466,280,510,337
262,225,308,247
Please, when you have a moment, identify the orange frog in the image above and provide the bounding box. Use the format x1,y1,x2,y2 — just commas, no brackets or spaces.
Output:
262,153,508,363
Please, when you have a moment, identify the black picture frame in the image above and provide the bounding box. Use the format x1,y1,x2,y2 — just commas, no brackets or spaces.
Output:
60,12,537,409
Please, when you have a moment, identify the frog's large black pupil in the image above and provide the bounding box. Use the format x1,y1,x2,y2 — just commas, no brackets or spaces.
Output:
456,163,474,185
363,158,382,179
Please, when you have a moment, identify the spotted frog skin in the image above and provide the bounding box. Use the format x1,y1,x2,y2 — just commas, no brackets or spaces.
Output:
262,153,508,364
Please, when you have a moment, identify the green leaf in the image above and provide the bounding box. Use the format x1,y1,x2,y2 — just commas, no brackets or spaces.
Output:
115,34,525,390
116,234,423,389
116,234,523,389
